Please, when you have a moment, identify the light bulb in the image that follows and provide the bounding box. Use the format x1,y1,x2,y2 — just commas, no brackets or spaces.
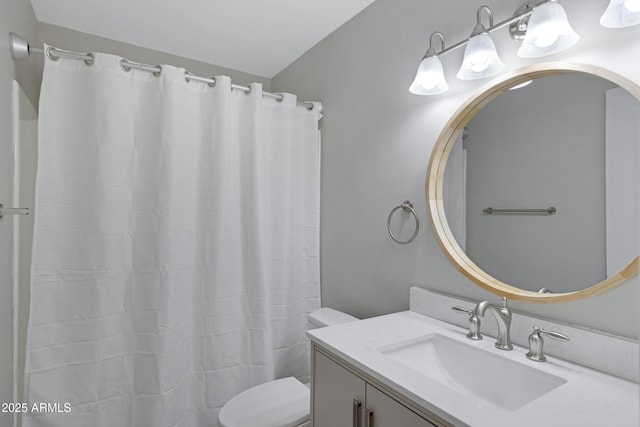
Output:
517,1,579,58
530,15,564,47
471,62,490,73
534,32,559,48
457,33,504,80
464,46,493,73
465,42,493,72
409,55,449,95
420,71,439,90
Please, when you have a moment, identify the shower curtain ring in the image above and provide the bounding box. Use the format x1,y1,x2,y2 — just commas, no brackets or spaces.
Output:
46,47,59,61
84,53,95,66
119,58,131,72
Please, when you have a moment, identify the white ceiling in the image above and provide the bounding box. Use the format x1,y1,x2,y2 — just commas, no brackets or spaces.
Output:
30,0,377,78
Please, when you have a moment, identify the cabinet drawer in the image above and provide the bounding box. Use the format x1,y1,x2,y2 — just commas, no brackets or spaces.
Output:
365,383,436,427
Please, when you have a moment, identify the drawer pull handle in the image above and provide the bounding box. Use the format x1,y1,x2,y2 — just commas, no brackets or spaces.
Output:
364,409,373,427
352,399,362,427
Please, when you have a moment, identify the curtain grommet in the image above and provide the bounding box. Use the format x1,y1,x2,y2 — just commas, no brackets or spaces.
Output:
184,71,216,87
119,59,131,73
84,53,95,66
45,47,59,61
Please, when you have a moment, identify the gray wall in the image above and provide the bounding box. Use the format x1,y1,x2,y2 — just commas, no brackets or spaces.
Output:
0,1,39,423
272,0,640,339
464,74,613,293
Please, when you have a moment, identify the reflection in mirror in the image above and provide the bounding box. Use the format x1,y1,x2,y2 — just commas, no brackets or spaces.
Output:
442,72,639,294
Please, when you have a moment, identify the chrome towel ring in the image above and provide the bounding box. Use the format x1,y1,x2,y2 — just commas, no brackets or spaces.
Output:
387,201,419,244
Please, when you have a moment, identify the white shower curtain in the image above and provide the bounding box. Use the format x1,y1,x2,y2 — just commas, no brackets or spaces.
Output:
23,49,321,427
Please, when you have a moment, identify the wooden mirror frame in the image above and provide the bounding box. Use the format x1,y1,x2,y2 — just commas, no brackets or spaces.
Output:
427,62,639,303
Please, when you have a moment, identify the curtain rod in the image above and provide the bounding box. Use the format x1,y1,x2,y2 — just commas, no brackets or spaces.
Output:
8,32,320,112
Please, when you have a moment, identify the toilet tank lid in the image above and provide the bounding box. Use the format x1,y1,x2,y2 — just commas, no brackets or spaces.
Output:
308,307,358,327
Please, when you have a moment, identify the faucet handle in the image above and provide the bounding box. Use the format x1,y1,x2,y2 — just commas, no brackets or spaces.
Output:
526,326,569,362
451,306,483,341
451,306,473,315
500,296,511,311
538,328,570,342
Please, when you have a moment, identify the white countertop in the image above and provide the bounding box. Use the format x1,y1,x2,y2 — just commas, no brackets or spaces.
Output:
308,311,639,427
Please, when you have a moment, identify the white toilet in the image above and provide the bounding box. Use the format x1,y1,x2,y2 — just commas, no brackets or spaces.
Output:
218,308,358,427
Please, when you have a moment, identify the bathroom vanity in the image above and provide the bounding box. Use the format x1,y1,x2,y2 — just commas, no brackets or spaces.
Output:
312,346,446,426
308,289,639,427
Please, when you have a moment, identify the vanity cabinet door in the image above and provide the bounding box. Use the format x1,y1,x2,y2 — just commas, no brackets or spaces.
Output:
313,350,366,427
365,383,436,427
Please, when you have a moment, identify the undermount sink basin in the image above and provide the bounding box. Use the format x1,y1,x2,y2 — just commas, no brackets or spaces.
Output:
377,334,567,411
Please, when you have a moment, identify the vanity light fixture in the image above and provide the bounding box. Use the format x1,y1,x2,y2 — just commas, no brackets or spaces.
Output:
409,32,449,95
600,0,640,28
516,0,579,58
409,0,583,95
457,6,505,80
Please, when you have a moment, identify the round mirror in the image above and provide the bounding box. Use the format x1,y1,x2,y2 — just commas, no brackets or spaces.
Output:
427,63,639,303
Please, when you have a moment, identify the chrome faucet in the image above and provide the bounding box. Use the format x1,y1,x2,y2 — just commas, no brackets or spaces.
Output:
526,326,569,362
451,306,483,340
476,297,513,350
